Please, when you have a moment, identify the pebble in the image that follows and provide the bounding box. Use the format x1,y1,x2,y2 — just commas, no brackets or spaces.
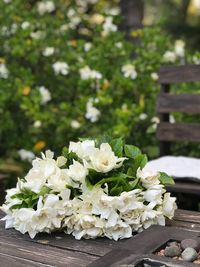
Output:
168,241,180,248
181,239,200,251
164,245,181,257
181,247,198,262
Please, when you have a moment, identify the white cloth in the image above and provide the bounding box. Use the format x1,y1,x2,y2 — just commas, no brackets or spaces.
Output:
144,156,200,181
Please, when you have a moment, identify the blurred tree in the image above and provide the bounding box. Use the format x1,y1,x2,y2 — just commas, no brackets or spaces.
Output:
120,0,144,31
145,0,200,49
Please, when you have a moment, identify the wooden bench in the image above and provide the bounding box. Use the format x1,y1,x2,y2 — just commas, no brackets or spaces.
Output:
0,209,200,266
156,64,200,200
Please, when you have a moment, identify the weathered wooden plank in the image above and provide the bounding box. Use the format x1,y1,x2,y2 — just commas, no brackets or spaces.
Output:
0,252,53,267
0,236,98,267
166,220,200,232
156,93,200,114
158,65,200,84
88,249,133,267
166,209,200,231
157,122,200,142
173,209,200,224
166,182,200,195
0,211,117,257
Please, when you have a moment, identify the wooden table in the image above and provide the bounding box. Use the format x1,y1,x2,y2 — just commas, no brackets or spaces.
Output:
1,209,200,267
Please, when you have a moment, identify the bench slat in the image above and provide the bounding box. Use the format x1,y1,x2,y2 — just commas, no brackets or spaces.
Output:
157,122,200,142
157,93,200,114
158,65,200,84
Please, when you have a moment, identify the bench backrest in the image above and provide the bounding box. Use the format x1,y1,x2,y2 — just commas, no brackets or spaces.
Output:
156,65,200,156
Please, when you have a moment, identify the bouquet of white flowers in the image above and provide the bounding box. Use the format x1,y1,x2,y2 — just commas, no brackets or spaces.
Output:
1,137,176,240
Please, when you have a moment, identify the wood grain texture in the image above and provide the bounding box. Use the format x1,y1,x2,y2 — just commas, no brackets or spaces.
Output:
157,122,200,142
156,93,200,114
166,209,200,231
1,209,200,266
173,209,200,223
158,65,200,84
0,253,53,267
0,236,98,267
0,212,117,258
166,182,200,195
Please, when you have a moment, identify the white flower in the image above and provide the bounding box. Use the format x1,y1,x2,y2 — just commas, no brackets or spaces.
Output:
42,47,55,57
3,0,12,3
85,98,101,123
71,120,81,129
1,137,177,240
67,8,76,17
60,24,68,33
18,149,35,163
67,160,88,183
174,40,185,57
69,17,81,29
105,7,120,16
84,143,126,173
12,194,66,238
52,62,69,75
163,51,177,62
30,31,45,40
170,114,175,124
101,190,142,214
1,26,10,36
193,56,200,64
69,140,95,160
10,23,18,34
151,72,159,81
102,17,117,34
84,42,92,52
79,66,102,80
24,150,67,193
0,63,9,79
137,168,160,189
33,120,42,128
121,64,137,80
37,1,55,15
105,221,132,241
151,116,160,124
141,202,165,229
162,193,177,219
139,113,147,120
90,14,105,24
1,186,22,215
21,21,30,30
38,86,51,104
11,208,36,237
142,185,165,204
115,42,122,49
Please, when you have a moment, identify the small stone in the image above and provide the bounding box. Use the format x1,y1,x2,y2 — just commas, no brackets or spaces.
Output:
164,246,181,257
168,241,180,248
181,239,200,251
181,247,198,262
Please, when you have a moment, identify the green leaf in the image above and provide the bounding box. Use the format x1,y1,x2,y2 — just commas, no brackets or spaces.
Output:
110,185,123,196
129,177,140,190
124,145,141,159
109,137,124,157
127,167,135,176
95,134,112,147
159,172,175,185
85,175,94,190
39,186,50,196
130,154,148,176
62,146,69,158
